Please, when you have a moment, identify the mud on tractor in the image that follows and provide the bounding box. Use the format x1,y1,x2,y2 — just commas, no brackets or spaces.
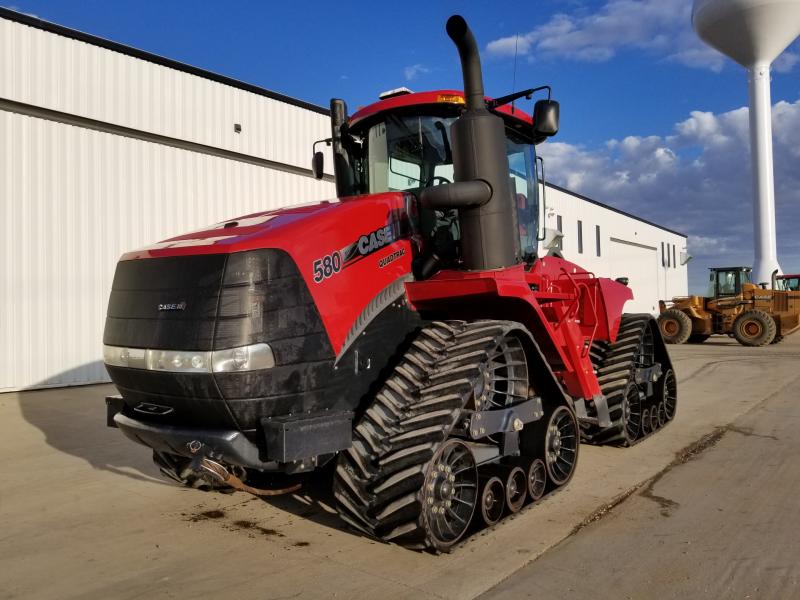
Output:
103,16,677,551
659,266,800,347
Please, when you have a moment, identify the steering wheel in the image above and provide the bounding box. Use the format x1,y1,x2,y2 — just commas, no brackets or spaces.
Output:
426,175,452,187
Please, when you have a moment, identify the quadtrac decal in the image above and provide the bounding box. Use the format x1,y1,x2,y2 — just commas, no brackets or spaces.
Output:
379,248,406,268
312,222,405,284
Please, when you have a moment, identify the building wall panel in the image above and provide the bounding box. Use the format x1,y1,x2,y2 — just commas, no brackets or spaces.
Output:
0,109,334,391
0,17,331,173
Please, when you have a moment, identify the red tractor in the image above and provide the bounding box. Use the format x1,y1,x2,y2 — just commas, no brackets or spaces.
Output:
104,16,676,551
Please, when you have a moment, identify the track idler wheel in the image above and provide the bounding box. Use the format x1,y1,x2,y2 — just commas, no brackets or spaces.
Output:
421,439,479,549
658,369,677,421
526,459,547,502
544,406,579,487
504,467,528,513
478,475,505,526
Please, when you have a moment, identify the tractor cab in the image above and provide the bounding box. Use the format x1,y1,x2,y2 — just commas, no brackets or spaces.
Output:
706,267,753,298
313,88,558,273
777,274,800,291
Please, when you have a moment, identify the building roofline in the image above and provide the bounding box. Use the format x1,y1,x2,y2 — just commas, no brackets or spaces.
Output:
544,181,688,239
0,7,329,116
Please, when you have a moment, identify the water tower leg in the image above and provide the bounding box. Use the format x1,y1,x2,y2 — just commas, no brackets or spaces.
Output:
748,64,782,285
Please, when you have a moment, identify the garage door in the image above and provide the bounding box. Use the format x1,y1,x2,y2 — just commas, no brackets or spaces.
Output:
609,238,660,314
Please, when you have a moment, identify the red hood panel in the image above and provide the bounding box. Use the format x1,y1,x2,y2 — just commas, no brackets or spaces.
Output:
118,193,417,355
120,200,343,261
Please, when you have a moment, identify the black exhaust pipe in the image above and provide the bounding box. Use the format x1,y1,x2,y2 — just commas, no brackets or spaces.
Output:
445,15,519,270
446,16,486,111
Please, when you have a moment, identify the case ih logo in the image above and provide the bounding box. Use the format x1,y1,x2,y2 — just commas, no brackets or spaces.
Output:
158,301,187,311
312,221,405,284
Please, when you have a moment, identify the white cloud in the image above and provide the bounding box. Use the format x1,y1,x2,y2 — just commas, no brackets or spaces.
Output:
403,64,430,81
774,51,800,74
538,99,800,291
486,0,797,74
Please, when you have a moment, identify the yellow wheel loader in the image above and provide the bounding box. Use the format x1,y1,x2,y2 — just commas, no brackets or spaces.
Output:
658,267,800,347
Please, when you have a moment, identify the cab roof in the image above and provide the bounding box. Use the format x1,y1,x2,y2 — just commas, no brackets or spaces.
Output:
348,90,534,129
709,266,751,271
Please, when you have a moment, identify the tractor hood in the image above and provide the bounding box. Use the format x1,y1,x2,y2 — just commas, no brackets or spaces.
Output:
120,200,342,261
111,192,419,355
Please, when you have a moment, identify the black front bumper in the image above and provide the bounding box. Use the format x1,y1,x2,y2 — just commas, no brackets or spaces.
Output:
106,395,352,472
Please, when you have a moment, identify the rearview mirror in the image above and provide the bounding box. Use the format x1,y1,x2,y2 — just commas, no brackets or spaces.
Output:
533,99,560,138
312,151,324,180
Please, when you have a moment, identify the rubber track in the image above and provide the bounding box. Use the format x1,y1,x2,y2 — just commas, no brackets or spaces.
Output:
582,313,673,446
332,320,516,551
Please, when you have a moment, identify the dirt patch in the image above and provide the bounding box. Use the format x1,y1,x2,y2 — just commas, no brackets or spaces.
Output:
293,541,310,547
230,519,286,538
188,509,226,522
673,427,729,465
569,485,641,536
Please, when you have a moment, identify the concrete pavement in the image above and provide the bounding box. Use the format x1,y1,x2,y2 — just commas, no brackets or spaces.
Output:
1,335,798,599
483,342,800,599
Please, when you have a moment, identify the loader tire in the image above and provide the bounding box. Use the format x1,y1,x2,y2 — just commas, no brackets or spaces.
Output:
771,335,784,345
658,309,692,344
332,320,554,552
733,309,776,347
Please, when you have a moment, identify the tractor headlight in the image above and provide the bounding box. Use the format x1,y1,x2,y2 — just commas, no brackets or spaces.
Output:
103,343,275,373
211,344,275,372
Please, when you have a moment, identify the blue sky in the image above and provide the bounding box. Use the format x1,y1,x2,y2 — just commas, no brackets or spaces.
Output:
6,0,800,292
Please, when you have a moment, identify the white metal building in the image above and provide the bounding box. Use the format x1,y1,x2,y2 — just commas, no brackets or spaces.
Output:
539,183,688,314
0,8,687,392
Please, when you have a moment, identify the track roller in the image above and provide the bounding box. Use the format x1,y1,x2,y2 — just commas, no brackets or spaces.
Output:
504,467,527,513
478,476,505,526
649,409,659,432
526,458,547,501
641,409,651,435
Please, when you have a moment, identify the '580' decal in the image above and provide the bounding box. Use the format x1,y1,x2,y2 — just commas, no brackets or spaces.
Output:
312,251,342,283
312,224,402,284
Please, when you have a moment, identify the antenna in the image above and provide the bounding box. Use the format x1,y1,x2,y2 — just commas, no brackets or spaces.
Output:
692,0,800,285
511,34,519,114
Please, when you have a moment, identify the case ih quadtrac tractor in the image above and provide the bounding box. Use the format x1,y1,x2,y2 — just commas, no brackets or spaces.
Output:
104,16,676,551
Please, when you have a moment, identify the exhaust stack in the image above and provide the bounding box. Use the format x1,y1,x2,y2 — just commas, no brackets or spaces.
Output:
444,15,519,270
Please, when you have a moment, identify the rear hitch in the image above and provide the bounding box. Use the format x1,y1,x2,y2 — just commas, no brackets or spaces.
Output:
196,457,301,497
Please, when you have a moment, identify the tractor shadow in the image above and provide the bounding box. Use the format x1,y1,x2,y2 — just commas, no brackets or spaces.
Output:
246,464,363,539
15,362,168,486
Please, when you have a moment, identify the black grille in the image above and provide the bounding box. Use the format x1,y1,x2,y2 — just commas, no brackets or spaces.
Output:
104,254,226,351
104,249,337,432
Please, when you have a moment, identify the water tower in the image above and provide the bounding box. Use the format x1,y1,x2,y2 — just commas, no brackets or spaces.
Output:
692,0,800,285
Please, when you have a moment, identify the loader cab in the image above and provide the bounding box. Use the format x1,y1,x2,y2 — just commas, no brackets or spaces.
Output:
776,275,800,291
329,91,543,265
707,267,752,298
